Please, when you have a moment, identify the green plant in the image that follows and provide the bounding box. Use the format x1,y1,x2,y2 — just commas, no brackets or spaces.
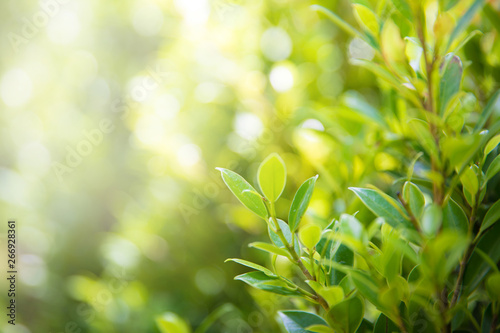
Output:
216,1,500,332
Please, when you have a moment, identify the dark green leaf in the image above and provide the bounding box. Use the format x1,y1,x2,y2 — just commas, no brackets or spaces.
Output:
373,313,399,333
279,310,329,333
474,89,500,132
442,198,468,233
289,175,318,233
480,199,500,233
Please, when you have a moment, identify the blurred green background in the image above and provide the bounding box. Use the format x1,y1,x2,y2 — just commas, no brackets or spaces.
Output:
0,0,498,332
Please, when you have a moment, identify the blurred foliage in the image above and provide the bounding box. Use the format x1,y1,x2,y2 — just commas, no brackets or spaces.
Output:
0,0,499,332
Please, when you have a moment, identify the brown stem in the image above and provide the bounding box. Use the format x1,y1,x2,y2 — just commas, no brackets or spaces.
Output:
397,192,422,232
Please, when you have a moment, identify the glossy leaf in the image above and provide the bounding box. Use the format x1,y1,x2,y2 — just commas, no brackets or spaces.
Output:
480,199,500,233
422,203,443,236
269,218,300,254
485,154,500,181
249,242,291,259
235,271,302,296
279,310,329,333
442,199,468,233
225,258,276,277
217,168,268,219
289,175,318,233
258,153,286,202
349,187,412,229
326,297,364,333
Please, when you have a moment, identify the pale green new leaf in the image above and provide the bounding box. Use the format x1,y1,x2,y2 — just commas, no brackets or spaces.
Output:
403,181,425,218
258,153,286,202
484,134,500,156
217,168,268,219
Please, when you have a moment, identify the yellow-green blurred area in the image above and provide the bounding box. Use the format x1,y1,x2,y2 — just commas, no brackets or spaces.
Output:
0,0,497,332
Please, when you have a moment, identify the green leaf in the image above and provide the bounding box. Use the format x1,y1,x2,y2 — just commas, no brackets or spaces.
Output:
311,5,361,38
306,281,344,308
441,134,482,171
269,218,301,254
439,54,463,116
235,271,302,296
373,313,399,333
217,168,268,219
305,325,334,333
349,187,412,229
460,166,479,200
484,134,500,156
343,92,387,128
442,198,468,233
474,89,500,132
480,199,500,233
485,272,500,302
225,258,276,277
299,224,322,249
279,310,329,333
422,203,442,236
485,154,500,181
352,4,379,36
463,222,500,296
326,297,364,333
289,175,318,233
391,0,412,19
156,312,191,333
446,0,486,52
249,242,291,259
408,119,439,160
403,181,425,218
258,153,287,202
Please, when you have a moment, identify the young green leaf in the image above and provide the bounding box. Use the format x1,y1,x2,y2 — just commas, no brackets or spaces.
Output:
311,5,361,38
391,0,412,19
225,258,276,277
460,166,479,198
279,310,329,333
216,168,268,219
422,203,443,236
403,181,425,218
352,4,379,36
289,175,318,233
480,199,500,233
235,271,302,296
306,281,345,308
257,153,286,203
305,325,334,333
349,187,412,229
156,312,191,333
484,134,500,156
485,272,500,301
299,224,322,249
485,154,500,181
249,242,291,259
439,54,463,116
326,297,364,333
